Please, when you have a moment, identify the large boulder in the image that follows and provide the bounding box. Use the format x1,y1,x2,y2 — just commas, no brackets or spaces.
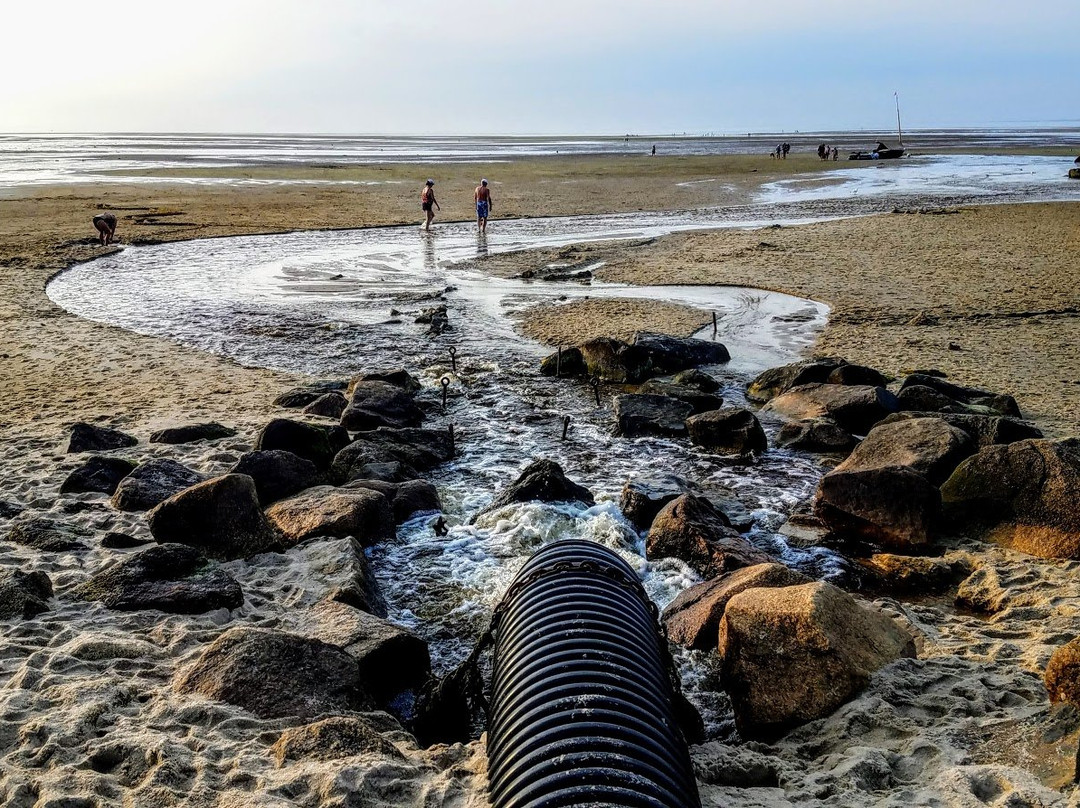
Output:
60,456,136,495
340,381,424,432
348,369,422,395
898,373,1022,418
344,479,441,523
826,364,888,387
228,449,320,506
174,626,372,719
274,381,347,408
762,383,899,435
302,392,349,420
686,408,767,456
896,385,958,413
149,422,237,444
940,438,1080,559
265,485,395,546
286,536,387,616
828,417,975,487
638,381,724,414
5,514,89,552
746,358,847,403
855,553,974,596
0,569,53,618
111,459,206,512
1044,638,1080,709
539,346,586,378
306,599,431,707
254,418,347,471
612,394,693,438
662,563,811,650
272,716,402,765
718,581,916,739
476,459,593,521
775,417,857,454
74,544,243,613
577,337,651,383
331,427,454,484
878,411,1042,448
619,474,754,533
67,422,138,453
646,495,770,578
147,474,282,560
631,332,730,374
672,368,721,393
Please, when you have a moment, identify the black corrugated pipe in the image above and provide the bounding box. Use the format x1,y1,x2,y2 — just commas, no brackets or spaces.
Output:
486,539,702,808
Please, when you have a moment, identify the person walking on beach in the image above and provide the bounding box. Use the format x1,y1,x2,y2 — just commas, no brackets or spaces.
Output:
420,179,440,231
782,142,790,159
92,212,117,245
474,179,493,232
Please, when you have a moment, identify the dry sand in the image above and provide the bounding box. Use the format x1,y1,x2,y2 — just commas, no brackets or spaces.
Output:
2,160,1079,807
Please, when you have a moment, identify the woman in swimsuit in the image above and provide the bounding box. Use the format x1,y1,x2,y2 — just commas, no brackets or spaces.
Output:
421,179,440,231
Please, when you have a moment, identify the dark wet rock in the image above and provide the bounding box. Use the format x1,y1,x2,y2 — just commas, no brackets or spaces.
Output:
175,626,372,720
415,303,449,326
476,459,593,521
1045,638,1080,709
302,391,349,420
612,394,693,438
101,531,152,549
272,716,403,765
60,456,137,495
672,368,721,393
638,381,724,413
826,363,888,387
646,495,770,578
620,473,754,533
578,337,651,383
662,563,811,650
763,383,899,435
227,449,320,506
111,458,207,512
879,411,1043,448
746,358,847,403
816,466,940,550
67,422,138,453
149,422,237,444
899,373,1022,418
686,408,767,455
255,418,344,470
265,485,395,546
344,478,441,523
940,438,1080,559
74,544,243,613
0,501,24,519
896,384,957,413
349,369,422,395
831,416,975,487
540,346,586,377
0,569,53,618
147,474,281,561
631,332,730,375
5,514,89,552
288,536,387,617
775,417,858,454
718,581,916,739
331,427,454,484
307,599,431,707
340,381,424,432
273,381,348,408
856,552,974,596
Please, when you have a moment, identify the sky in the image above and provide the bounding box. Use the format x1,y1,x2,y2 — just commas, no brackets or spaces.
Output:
3,0,1079,135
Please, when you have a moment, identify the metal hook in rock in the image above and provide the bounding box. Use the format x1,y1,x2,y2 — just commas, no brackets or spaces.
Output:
712,311,718,336
588,376,602,407
448,346,458,373
561,414,571,441
441,376,451,411
555,346,562,378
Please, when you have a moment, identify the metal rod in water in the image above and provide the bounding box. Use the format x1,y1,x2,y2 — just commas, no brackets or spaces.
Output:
441,376,450,412
448,346,458,373
561,414,571,441
712,311,718,336
589,376,602,407
556,346,562,378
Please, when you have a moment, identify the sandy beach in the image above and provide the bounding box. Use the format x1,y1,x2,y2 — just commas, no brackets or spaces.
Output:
2,153,1080,807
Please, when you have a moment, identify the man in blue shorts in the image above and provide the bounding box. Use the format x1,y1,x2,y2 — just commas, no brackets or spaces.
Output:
474,179,493,232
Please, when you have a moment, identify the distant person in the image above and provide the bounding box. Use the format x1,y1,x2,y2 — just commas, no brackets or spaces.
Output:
775,144,783,159
782,142,790,159
831,146,839,161
817,144,826,160
474,179,492,232
420,179,440,231
92,212,117,246
651,144,656,156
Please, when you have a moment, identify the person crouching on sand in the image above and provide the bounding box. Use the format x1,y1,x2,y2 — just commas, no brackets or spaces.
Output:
92,212,117,245
421,179,440,231
474,179,492,232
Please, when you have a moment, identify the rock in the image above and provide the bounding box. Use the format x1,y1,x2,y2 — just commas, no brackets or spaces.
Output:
718,581,916,739
672,369,721,393
762,383,899,435
940,438,1080,558
272,716,402,765
307,599,431,706
265,485,395,546
415,303,449,334
896,384,957,413
345,479,441,523
879,411,1042,448
1070,168,1080,180
619,474,754,533
855,553,974,596
256,418,349,471
539,346,586,377
833,416,975,487
816,465,940,549
638,381,724,413
348,369,422,395
111,459,206,512
1044,638,1080,708
330,427,454,483
899,373,1022,418
826,364,888,387
175,626,372,719
578,337,651,383
632,332,730,373
0,569,53,618
67,422,138,453
147,474,282,560
5,514,89,552
74,544,243,613
302,391,348,419
149,422,237,444
746,358,847,403
477,459,593,520
0,501,24,519
662,563,811,650
686,408,767,455
101,531,151,549
775,417,858,454
60,456,136,495
611,394,693,438
227,450,320,506
340,381,424,432
273,381,348,408
646,495,770,578
287,536,387,616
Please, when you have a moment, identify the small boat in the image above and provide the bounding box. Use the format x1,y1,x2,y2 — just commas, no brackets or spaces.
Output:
848,145,905,160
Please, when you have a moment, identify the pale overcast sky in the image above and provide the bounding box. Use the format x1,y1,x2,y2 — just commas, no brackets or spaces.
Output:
3,0,1078,134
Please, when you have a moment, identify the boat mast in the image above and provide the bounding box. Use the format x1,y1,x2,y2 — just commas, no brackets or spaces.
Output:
894,91,903,147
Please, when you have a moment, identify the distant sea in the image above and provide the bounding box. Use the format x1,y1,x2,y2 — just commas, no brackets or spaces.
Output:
1,129,1078,192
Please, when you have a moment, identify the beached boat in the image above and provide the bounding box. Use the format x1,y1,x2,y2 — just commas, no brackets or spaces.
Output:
848,146,905,160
